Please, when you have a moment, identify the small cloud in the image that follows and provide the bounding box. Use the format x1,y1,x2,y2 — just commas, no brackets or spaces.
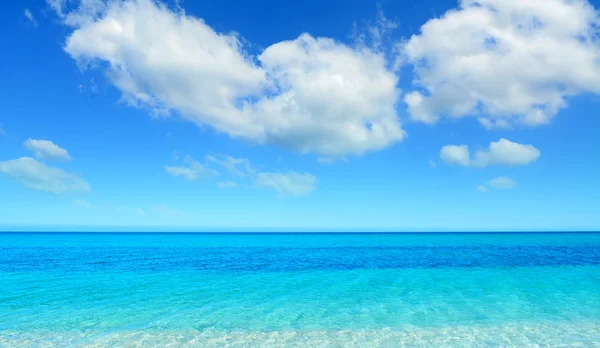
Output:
440,145,470,166
255,171,317,197
206,155,254,177
24,9,38,27
24,139,72,161
488,176,516,190
440,139,540,167
429,160,437,168
0,157,90,194
0,123,5,135
165,155,218,181
73,199,93,208
217,181,237,189
476,185,489,193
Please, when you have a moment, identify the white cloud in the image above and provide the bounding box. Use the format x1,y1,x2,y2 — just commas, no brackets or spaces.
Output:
352,5,399,52
472,138,540,167
476,185,489,193
164,155,218,181
440,145,470,166
216,181,237,188
24,139,72,161
256,172,317,197
488,176,516,190
0,157,91,194
440,138,540,167
428,160,437,168
58,0,404,158
206,155,254,177
46,0,66,17
403,0,600,128
24,9,38,27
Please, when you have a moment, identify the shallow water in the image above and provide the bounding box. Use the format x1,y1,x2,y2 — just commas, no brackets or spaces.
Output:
1,232,599,346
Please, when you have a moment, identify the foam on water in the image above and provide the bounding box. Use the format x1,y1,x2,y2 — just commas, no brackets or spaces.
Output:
2,322,600,347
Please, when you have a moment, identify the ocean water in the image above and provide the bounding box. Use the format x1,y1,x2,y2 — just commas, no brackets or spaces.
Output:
1,232,599,347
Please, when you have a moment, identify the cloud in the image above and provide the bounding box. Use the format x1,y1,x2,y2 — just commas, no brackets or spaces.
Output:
24,9,38,27
472,139,540,167
24,139,72,161
403,0,600,128
216,181,237,188
0,123,4,135
46,0,67,17
57,0,404,158
488,176,516,190
164,155,218,181
476,185,489,193
255,172,317,197
428,160,437,168
440,145,470,166
73,199,93,208
0,157,91,194
440,139,540,167
352,5,399,52
206,155,254,177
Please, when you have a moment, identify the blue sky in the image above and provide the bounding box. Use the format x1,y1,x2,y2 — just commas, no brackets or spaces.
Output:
1,0,599,231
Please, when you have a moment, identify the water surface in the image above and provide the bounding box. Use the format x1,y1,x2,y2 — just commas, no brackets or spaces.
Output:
1,232,599,346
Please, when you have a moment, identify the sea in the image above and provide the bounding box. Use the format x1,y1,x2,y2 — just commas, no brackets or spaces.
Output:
1,232,599,347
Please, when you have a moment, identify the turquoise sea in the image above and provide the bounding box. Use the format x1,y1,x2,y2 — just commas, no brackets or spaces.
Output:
1,232,599,347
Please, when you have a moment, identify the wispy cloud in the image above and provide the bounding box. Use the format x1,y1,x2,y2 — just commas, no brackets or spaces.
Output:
488,176,516,190
24,139,72,161
255,172,317,197
24,9,37,27
216,181,238,189
206,155,254,178
0,157,90,194
165,155,218,181
477,177,516,192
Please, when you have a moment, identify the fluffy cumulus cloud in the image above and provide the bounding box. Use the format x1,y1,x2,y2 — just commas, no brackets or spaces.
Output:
255,172,317,197
0,157,91,194
472,138,540,167
403,0,600,128
440,145,470,166
488,176,516,190
56,0,405,158
164,155,218,181
24,139,72,161
440,139,540,167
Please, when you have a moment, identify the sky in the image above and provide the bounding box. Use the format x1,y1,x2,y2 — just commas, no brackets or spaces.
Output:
1,0,600,232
